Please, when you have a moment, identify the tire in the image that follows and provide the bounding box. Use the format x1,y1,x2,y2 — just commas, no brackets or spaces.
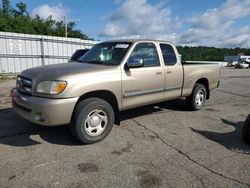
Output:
70,98,115,144
187,83,207,111
242,114,250,145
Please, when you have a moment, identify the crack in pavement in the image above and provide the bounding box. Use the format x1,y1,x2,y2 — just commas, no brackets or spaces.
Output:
178,163,207,188
131,119,250,187
199,177,206,188
190,173,206,188
161,154,208,188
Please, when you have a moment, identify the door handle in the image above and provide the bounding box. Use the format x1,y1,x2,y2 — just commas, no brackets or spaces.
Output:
167,70,172,74
156,71,162,75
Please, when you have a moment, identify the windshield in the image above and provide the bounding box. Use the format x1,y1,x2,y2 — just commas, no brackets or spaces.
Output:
79,42,131,65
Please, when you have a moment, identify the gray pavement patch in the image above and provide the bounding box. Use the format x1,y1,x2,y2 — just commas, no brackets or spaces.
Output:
111,142,133,156
148,135,157,140
8,175,16,180
137,170,162,188
204,108,220,112
78,163,99,173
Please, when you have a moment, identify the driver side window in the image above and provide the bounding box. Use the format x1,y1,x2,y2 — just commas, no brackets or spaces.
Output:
129,43,160,67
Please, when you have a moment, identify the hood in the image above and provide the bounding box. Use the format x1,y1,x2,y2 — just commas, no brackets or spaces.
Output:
21,62,117,81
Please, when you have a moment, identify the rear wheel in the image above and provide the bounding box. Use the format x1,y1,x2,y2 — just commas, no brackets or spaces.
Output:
242,114,250,144
187,83,207,111
70,98,115,144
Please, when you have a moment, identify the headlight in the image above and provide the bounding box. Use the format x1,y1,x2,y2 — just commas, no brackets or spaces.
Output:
36,81,67,94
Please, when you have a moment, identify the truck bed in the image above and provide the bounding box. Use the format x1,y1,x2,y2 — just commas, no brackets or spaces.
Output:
181,62,220,97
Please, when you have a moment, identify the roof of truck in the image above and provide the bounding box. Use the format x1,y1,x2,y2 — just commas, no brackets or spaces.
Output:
105,39,172,44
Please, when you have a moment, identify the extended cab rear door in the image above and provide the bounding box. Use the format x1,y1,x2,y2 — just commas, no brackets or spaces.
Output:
159,43,183,100
121,42,164,110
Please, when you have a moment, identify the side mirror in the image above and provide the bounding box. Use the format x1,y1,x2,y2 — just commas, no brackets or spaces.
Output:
127,58,144,68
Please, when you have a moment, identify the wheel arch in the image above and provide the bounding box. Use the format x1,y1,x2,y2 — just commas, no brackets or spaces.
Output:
195,78,210,99
73,90,120,125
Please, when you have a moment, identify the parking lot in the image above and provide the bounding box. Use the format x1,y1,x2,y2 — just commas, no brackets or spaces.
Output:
0,67,249,188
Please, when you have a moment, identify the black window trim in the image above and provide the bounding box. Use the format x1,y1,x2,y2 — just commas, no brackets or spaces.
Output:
160,43,177,66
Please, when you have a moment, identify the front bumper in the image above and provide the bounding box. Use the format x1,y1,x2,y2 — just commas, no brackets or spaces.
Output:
11,88,79,126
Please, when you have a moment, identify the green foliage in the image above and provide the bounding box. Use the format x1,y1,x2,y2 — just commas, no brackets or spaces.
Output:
0,73,16,80
2,0,10,14
0,0,90,40
14,2,28,16
177,46,250,61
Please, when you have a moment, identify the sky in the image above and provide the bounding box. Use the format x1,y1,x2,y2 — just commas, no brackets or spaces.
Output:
9,0,250,48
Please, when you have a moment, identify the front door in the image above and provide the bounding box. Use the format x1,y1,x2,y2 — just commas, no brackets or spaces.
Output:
121,43,164,110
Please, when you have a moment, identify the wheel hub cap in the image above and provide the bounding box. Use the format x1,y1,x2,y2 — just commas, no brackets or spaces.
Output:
89,116,100,127
83,109,108,137
195,89,204,106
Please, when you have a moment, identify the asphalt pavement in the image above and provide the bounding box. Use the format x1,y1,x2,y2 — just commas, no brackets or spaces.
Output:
0,68,250,188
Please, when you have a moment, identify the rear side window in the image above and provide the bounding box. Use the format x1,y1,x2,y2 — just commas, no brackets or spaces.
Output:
160,44,177,65
129,43,160,67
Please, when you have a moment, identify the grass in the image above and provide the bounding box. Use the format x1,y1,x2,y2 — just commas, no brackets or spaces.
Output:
0,74,17,80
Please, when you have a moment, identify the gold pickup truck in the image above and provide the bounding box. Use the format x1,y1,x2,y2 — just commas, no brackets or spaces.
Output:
11,39,220,144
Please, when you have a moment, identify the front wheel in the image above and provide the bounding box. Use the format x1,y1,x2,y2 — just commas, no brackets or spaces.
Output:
187,83,207,111
70,98,115,144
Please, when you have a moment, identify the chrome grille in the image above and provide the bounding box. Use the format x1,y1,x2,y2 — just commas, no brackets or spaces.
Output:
16,76,32,95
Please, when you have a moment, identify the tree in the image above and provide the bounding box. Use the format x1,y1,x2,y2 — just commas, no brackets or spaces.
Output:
0,0,91,40
14,2,28,16
177,46,250,61
2,0,10,14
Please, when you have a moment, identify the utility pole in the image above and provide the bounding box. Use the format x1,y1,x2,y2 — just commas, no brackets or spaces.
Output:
64,17,80,38
64,16,67,38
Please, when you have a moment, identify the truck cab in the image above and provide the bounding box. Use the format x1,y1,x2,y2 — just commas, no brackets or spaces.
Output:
121,41,184,110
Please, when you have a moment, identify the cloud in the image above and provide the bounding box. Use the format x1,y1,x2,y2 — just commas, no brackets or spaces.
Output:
100,0,250,48
179,0,250,47
217,26,250,48
100,0,180,43
31,4,68,21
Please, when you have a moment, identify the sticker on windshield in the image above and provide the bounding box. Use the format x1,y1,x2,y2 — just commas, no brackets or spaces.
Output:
115,44,129,48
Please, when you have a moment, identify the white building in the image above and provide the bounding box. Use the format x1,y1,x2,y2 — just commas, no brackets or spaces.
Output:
224,55,250,64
